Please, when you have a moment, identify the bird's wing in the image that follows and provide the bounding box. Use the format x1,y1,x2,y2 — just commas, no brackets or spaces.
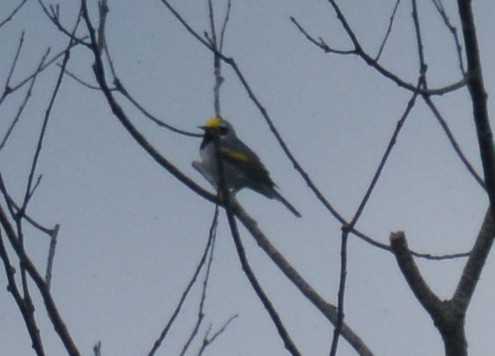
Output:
220,147,276,189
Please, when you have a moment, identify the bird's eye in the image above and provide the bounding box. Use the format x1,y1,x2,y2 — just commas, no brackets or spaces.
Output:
219,126,229,135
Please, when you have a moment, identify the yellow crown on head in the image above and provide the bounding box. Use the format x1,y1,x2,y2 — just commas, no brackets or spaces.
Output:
205,116,222,128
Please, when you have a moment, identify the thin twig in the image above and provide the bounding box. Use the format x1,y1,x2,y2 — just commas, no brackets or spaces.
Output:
0,230,46,355
197,315,238,356
10,39,83,93
375,0,401,61
115,81,200,137
0,49,46,152
45,224,60,290
0,205,80,355
218,0,232,51
20,13,81,216
329,228,348,356
148,207,219,356
0,32,25,106
432,0,466,75
179,210,217,356
292,5,466,96
0,0,28,29
37,0,89,47
93,341,102,356
423,96,485,189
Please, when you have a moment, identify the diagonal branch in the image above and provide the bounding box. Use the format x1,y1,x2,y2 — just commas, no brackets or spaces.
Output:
0,206,80,355
211,120,301,355
233,203,373,356
453,207,495,312
291,4,466,96
390,232,443,313
456,1,495,206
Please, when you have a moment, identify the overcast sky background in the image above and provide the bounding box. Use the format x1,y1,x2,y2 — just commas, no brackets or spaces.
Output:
1,1,494,355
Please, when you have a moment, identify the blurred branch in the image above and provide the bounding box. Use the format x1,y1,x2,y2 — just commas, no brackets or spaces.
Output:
59,60,201,137
453,206,495,313
0,173,58,237
0,0,28,29
0,12,82,356
37,0,89,46
291,8,467,96
148,207,219,356
390,232,442,316
0,32,24,106
375,0,401,61
0,47,46,152
329,228,348,356
81,1,215,205
0,230,45,355
330,74,422,354
453,0,495,314
212,137,301,355
456,1,495,206
115,80,201,137
9,40,83,94
432,0,466,75
159,0,469,262
93,341,102,356
423,96,485,189
390,231,467,355
179,208,218,356
45,224,60,290
0,205,80,355
20,9,82,218
197,315,238,356
233,202,373,356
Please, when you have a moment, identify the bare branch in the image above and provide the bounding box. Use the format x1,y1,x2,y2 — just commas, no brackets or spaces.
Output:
45,224,60,290
36,0,89,47
208,112,301,355
292,3,467,96
375,0,401,61
290,17,354,55
97,0,109,54
115,80,200,137
453,207,495,312
10,40,83,93
0,230,45,355
197,315,238,356
179,208,217,356
432,0,466,75
20,14,81,217
0,47,47,152
329,229,349,356
232,203,373,356
81,1,216,206
148,207,219,356
0,0,28,29
159,0,469,262
456,1,495,205
0,32,25,106
0,205,80,355
93,341,102,356
422,96,485,189
390,232,443,311
218,0,232,51
390,231,467,355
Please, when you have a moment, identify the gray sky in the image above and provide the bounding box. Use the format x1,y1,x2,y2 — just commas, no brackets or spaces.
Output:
1,1,494,355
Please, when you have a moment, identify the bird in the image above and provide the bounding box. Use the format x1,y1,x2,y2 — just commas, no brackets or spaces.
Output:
193,116,301,217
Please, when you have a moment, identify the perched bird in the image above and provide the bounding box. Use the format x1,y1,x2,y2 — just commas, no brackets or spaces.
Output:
193,117,301,217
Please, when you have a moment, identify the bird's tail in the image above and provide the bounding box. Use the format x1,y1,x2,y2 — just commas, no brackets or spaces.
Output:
273,190,301,217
